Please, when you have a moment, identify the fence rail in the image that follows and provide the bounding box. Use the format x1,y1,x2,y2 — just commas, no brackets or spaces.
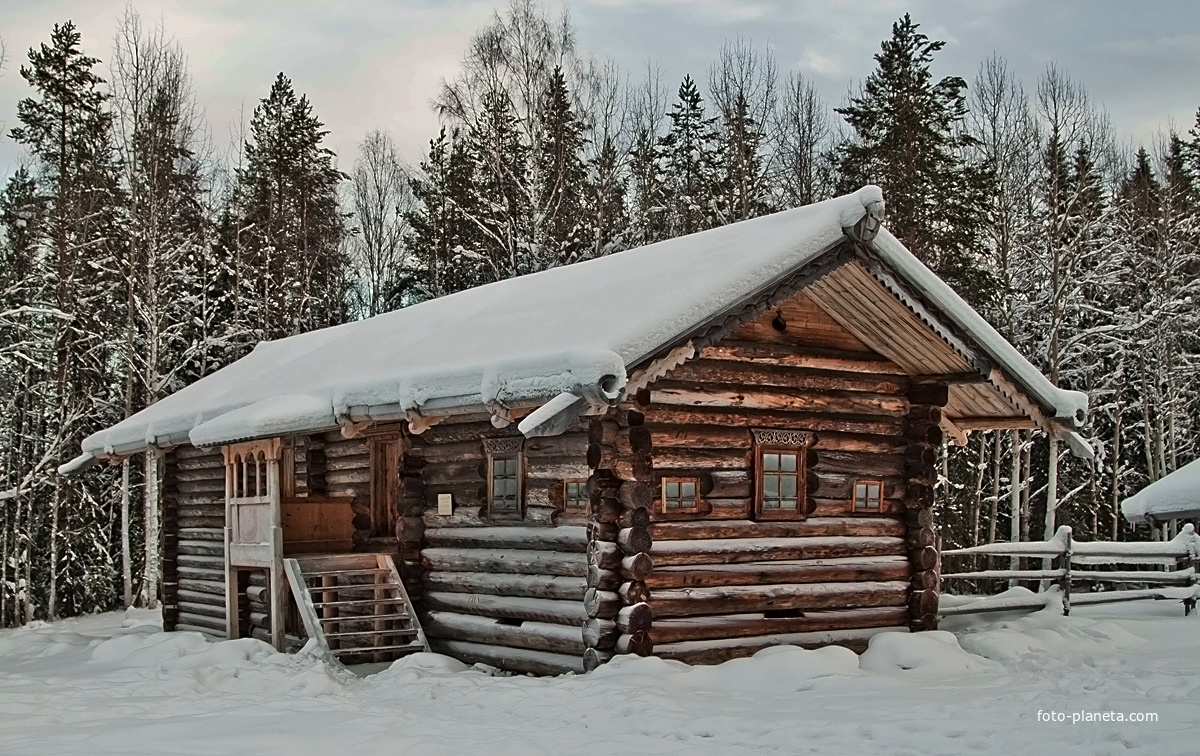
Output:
940,524,1200,617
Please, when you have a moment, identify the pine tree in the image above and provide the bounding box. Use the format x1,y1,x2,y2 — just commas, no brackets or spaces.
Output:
836,14,995,304
658,75,721,236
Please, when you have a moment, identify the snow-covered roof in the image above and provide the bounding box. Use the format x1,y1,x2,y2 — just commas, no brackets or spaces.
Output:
1121,457,1200,524
67,186,1088,472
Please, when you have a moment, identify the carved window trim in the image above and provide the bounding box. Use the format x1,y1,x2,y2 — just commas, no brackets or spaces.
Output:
751,429,810,521
852,480,883,513
484,437,524,520
662,477,700,514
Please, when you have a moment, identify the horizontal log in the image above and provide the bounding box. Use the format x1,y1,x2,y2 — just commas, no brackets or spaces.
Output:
641,406,903,437
583,618,618,649
616,602,652,634
176,613,227,633
614,426,653,456
618,507,652,529
421,547,586,577
649,517,904,541
177,589,225,607
175,454,224,472
909,589,939,617
911,546,938,571
652,625,907,665
651,448,752,470
587,565,620,590
423,571,586,600
650,381,909,417
699,342,905,374
177,566,224,582
177,527,224,542
583,647,612,671
324,453,371,472
616,631,652,656
177,540,224,558
645,556,911,589
666,359,909,394
424,526,587,552
177,579,226,596
424,611,584,655
619,581,650,605
584,588,621,618
617,526,652,555
588,420,618,447
588,540,622,570
419,460,484,486
651,581,909,618
422,592,586,626
616,481,653,511
649,606,910,645
650,536,906,566
587,521,619,542
431,639,583,676
175,467,227,484
621,553,654,581
178,554,225,568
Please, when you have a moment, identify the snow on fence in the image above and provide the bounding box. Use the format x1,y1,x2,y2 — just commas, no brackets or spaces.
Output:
940,524,1200,618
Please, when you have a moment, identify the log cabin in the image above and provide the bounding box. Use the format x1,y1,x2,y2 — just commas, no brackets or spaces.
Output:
62,186,1092,674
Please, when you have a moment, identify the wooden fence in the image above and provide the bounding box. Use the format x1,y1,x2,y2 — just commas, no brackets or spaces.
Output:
940,524,1200,617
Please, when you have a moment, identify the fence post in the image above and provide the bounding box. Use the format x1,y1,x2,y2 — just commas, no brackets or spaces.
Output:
1060,528,1073,617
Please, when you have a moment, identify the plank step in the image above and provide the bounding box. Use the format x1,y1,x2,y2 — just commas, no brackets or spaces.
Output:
303,569,391,579
311,597,406,609
319,613,412,624
324,628,419,640
308,582,403,593
331,642,425,656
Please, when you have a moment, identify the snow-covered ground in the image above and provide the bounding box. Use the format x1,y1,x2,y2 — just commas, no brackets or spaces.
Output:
2,597,1198,755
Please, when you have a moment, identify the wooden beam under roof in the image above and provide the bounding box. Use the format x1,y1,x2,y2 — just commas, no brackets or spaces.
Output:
952,416,1039,431
912,372,989,385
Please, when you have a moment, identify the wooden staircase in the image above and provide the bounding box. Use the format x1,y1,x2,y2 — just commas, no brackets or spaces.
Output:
283,553,428,664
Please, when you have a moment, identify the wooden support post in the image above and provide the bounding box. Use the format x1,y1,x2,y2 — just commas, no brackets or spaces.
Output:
1061,528,1072,617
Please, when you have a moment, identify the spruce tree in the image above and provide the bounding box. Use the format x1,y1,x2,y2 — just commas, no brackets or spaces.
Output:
407,127,482,298
233,73,348,342
466,88,531,280
658,75,721,236
836,14,995,304
535,66,590,265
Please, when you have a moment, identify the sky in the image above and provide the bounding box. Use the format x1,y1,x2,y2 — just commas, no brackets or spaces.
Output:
0,0,1197,178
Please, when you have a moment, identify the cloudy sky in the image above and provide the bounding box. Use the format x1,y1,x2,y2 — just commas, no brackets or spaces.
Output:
1,0,1197,177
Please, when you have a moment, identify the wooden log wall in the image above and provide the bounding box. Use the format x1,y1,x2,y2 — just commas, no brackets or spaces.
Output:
168,444,228,638
905,384,945,631
627,296,916,664
414,413,591,675
584,409,654,668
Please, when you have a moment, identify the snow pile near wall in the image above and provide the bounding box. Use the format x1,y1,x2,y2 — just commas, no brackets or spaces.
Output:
1121,456,1200,523
955,610,1145,665
859,630,1003,675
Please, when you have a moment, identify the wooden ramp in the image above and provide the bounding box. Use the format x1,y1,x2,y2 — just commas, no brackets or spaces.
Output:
283,553,429,664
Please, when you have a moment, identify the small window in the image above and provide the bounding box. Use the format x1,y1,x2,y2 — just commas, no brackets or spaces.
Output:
751,429,811,521
853,480,883,512
760,451,801,511
490,455,520,513
483,437,525,519
662,478,699,513
564,480,588,510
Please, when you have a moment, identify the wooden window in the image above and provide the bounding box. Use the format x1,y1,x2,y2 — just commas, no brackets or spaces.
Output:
662,477,699,513
853,480,883,512
752,429,811,520
563,480,588,510
484,437,524,519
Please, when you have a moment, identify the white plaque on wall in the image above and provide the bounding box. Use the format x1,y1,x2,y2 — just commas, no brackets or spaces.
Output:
437,493,453,515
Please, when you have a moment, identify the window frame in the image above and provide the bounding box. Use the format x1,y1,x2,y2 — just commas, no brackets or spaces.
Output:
483,437,525,520
661,476,700,514
563,479,589,512
751,429,812,521
852,479,884,513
